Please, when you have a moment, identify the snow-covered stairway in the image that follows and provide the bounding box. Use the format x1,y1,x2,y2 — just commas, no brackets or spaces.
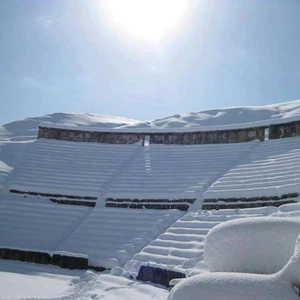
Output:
57,206,184,270
125,207,275,286
203,136,300,209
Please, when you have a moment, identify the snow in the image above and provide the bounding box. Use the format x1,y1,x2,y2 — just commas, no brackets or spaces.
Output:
0,261,74,300
123,207,274,277
168,234,300,300
0,194,92,250
5,132,257,201
203,135,300,199
0,113,140,191
204,216,300,274
2,99,300,192
0,193,183,269
58,207,183,268
118,99,300,131
107,141,257,200
7,138,140,198
167,269,299,300
2,101,300,298
0,260,168,300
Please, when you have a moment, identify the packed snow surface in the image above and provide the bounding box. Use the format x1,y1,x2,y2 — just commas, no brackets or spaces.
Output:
0,260,168,300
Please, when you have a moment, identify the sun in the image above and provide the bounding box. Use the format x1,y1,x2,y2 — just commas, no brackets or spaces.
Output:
102,0,187,42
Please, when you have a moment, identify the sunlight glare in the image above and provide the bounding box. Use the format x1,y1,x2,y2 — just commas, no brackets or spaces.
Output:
102,0,187,42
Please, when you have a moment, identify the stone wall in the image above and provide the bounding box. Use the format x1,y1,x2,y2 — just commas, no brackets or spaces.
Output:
105,198,195,211
269,121,300,139
38,126,143,144
38,126,265,144
202,193,298,210
38,121,300,144
149,127,265,144
0,248,88,270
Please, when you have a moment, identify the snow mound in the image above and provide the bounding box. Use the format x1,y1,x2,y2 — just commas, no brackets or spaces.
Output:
168,269,299,300
121,99,300,130
204,217,300,274
168,234,300,300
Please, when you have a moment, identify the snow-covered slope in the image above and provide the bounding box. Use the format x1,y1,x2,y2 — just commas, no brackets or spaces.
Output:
58,207,184,268
1,100,300,298
106,141,257,200
0,113,140,190
0,193,92,250
119,100,300,130
7,138,140,198
2,99,300,191
203,136,300,203
0,192,183,269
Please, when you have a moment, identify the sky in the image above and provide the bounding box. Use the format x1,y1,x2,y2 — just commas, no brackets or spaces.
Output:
1,0,300,125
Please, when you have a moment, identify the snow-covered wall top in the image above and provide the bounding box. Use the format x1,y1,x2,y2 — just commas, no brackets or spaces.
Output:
2,100,300,138
38,100,300,133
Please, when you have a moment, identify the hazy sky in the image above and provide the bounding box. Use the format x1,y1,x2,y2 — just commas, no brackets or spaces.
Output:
1,0,300,125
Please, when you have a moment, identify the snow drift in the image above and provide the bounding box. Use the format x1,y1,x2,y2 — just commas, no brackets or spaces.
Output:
204,217,300,274
168,233,300,300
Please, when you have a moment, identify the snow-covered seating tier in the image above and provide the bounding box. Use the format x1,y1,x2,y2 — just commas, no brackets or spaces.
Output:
0,193,184,270
0,193,92,251
7,138,141,199
203,136,300,209
106,142,258,202
58,207,184,269
124,207,274,286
